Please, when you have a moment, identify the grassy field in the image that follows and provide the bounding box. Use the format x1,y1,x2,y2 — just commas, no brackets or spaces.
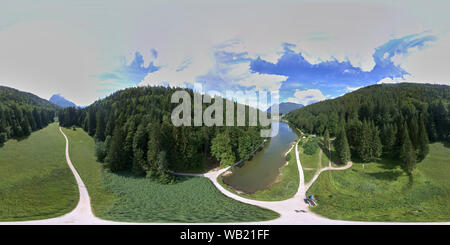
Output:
62,127,279,223
307,142,450,222
217,143,299,201
0,123,79,221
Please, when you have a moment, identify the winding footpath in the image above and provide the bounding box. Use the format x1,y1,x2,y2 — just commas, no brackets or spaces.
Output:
1,128,449,225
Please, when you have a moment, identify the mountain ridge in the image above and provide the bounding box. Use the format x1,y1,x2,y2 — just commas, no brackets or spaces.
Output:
49,94,77,108
267,102,303,114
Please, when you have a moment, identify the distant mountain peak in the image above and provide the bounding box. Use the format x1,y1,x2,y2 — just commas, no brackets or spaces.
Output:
267,102,304,114
49,94,77,108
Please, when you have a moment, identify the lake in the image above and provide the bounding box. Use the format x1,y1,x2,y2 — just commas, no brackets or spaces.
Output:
222,121,299,193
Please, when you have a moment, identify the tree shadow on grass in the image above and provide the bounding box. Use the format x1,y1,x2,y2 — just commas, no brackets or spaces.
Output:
366,170,403,181
111,170,194,185
377,157,400,170
318,140,342,166
11,134,31,142
443,141,450,148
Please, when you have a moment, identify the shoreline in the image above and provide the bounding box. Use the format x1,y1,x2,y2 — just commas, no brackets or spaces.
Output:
220,137,299,196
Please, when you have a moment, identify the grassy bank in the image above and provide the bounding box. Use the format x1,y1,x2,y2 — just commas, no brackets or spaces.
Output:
0,123,79,221
62,127,279,222
217,142,299,201
307,142,450,222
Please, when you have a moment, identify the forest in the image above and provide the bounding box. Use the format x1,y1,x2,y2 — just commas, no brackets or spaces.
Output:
286,83,450,175
58,86,267,183
0,86,56,147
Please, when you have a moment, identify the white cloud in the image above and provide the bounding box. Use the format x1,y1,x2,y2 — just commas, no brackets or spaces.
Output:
376,32,450,86
239,72,287,91
286,89,326,105
1,0,449,106
346,86,363,92
394,32,450,85
377,77,404,84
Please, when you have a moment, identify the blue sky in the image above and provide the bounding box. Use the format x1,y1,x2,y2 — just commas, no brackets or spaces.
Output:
0,0,449,107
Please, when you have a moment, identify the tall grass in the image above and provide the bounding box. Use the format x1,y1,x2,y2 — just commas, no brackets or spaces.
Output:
0,123,78,221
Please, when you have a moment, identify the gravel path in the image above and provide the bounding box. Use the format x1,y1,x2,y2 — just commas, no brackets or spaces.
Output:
1,128,448,225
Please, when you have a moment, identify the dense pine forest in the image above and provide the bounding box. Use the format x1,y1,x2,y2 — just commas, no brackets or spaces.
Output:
286,83,450,175
0,86,57,147
59,86,267,182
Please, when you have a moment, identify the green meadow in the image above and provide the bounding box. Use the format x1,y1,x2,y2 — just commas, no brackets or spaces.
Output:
307,142,450,222
0,123,79,221
62,127,279,223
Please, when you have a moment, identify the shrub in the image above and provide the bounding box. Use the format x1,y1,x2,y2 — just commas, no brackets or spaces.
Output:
0,132,7,147
303,138,319,155
286,153,291,161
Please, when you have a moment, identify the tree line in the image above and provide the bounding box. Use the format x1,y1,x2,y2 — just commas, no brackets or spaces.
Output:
58,86,267,183
0,86,56,146
286,83,450,175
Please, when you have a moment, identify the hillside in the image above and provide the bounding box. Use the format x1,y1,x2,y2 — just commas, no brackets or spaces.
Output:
286,83,449,170
0,86,57,146
49,94,77,108
58,86,268,180
267,102,303,115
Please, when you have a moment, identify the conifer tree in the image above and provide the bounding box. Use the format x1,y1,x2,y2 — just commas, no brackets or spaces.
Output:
370,121,382,161
106,126,126,172
400,126,416,175
336,127,351,164
358,121,371,162
417,116,430,161
323,128,330,150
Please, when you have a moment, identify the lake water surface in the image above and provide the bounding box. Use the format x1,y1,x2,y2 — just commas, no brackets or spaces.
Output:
222,121,299,193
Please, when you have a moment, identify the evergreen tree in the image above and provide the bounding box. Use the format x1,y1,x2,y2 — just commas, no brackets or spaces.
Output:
95,141,107,162
147,123,161,170
123,119,136,167
335,127,351,164
95,110,106,141
132,149,146,176
400,126,416,175
323,129,330,150
156,150,169,175
381,123,396,155
238,134,252,160
20,117,31,136
87,109,96,136
131,124,148,175
346,118,361,148
417,116,430,161
408,115,420,149
32,108,42,129
106,126,126,172
370,121,382,161
358,121,372,162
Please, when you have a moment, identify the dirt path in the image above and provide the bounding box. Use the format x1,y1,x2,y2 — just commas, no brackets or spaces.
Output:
1,128,448,225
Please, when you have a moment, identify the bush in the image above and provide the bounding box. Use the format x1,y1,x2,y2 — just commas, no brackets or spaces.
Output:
286,153,291,161
146,169,175,184
303,138,319,155
0,132,7,147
